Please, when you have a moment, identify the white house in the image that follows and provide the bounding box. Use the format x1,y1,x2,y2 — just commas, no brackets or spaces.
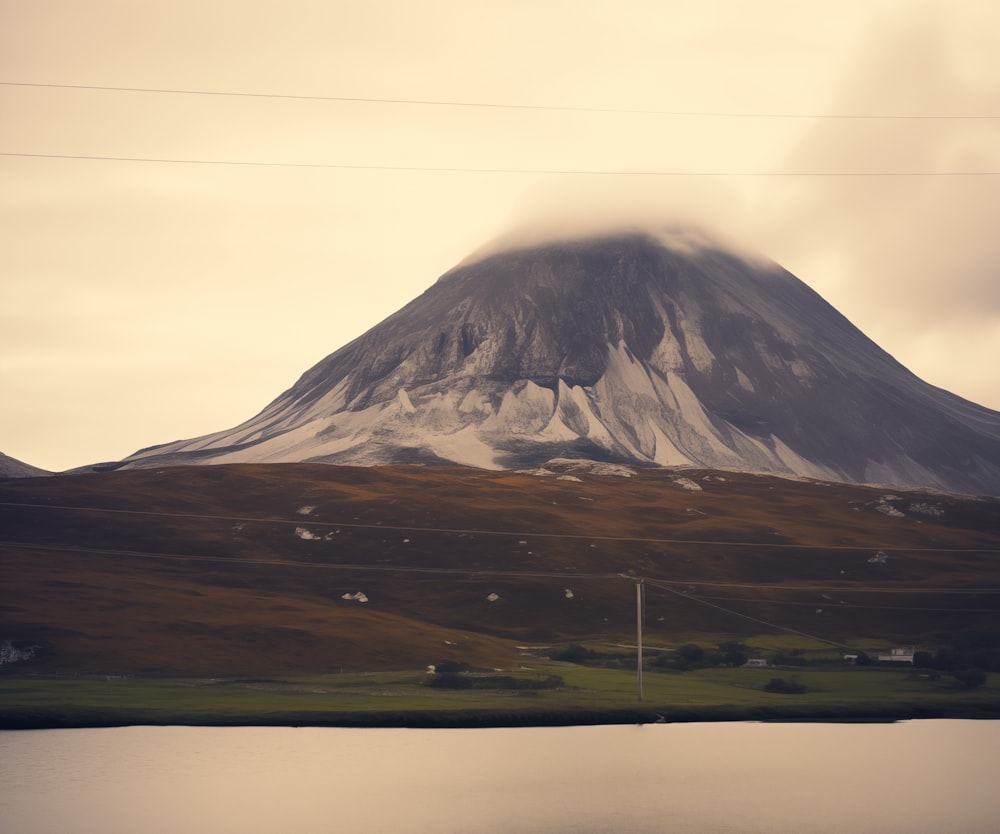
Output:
877,647,915,663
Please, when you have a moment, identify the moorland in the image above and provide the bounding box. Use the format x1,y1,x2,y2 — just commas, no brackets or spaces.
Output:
2,462,998,726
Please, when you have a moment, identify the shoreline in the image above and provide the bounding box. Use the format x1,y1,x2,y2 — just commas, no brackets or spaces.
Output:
5,703,1000,731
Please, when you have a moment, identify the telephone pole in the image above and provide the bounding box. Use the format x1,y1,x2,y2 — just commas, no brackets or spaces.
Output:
636,578,644,702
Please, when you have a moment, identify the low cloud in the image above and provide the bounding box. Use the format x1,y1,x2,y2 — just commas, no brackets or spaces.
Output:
464,175,767,264
754,7,1000,408
760,8,1000,320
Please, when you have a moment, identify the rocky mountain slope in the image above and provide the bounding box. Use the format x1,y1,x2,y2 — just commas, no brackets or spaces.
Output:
114,228,1000,494
0,452,51,478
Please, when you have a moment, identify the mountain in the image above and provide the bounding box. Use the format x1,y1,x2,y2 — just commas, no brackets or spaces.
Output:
116,228,1000,494
0,452,51,478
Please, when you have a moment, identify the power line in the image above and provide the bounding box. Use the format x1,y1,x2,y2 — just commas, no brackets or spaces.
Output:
0,540,618,581
5,540,996,602
694,595,1000,612
4,81,999,121
3,150,999,177
645,578,855,649
661,581,1000,595
3,500,999,552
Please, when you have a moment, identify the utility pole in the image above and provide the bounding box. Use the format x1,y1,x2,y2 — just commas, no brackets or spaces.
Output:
636,578,644,702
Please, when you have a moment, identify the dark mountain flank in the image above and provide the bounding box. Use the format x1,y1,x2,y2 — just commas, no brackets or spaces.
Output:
0,452,51,478
116,229,1000,494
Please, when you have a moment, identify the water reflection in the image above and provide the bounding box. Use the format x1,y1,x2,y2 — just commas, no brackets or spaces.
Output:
1,721,997,833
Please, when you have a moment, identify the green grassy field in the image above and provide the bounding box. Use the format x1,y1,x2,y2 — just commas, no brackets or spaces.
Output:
3,661,998,729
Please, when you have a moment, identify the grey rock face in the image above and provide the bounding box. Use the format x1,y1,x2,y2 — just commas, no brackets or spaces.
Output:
120,230,1000,494
0,452,52,478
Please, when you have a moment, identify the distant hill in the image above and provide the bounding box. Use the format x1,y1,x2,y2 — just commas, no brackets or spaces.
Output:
0,452,51,478
1,462,997,676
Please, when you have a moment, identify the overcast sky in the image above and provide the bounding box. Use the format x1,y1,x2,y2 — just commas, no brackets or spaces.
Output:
3,0,999,472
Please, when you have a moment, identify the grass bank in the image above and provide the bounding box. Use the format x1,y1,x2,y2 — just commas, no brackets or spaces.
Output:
3,662,999,729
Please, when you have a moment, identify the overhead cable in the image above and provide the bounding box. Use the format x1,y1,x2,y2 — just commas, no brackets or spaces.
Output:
4,80,999,120
3,500,999,553
3,151,998,177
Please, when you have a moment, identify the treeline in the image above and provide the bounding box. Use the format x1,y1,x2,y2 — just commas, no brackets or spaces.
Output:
552,641,755,670
424,661,564,691
551,641,1000,676
909,647,1000,673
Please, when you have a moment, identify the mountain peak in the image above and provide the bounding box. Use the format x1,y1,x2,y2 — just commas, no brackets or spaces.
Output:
451,222,759,274
115,228,1000,494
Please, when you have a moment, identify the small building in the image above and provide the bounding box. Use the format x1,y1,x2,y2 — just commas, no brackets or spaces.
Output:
743,658,769,668
877,647,915,663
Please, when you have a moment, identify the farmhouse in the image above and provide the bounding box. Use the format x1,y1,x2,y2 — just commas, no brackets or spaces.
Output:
878,647,915,663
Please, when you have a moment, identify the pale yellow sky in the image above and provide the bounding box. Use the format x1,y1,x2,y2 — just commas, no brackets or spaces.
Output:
2,0,999,471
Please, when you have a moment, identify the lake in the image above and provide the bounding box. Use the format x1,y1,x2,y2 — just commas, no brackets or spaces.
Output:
2,720,998,833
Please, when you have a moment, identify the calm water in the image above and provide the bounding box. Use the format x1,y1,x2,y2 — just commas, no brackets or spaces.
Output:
2,721,998,833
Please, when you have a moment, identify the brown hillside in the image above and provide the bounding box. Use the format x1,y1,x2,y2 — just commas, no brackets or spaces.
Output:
1,463,998,675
